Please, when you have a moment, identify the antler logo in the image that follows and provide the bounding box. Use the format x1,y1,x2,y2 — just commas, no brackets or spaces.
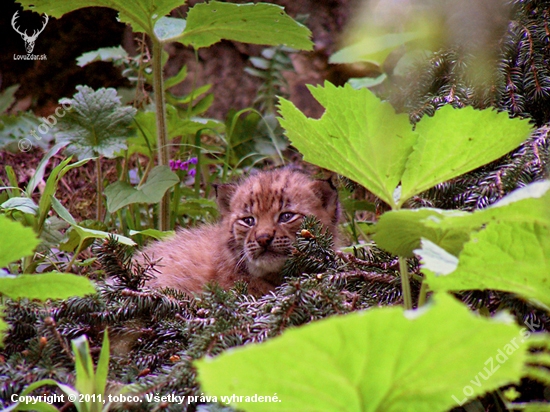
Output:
11,11,49,54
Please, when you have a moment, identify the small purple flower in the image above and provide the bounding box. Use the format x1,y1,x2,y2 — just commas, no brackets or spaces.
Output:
189,157,198,165
188,169,196,177
169,159,190,172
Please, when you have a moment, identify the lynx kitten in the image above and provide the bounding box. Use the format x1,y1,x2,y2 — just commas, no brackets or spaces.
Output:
139,168,339,296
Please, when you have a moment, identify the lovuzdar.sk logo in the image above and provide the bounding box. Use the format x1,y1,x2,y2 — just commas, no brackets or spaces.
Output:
11,10,49,61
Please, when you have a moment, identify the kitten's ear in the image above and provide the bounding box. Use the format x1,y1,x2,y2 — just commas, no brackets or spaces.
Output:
214,183,237,215
312,179,340,223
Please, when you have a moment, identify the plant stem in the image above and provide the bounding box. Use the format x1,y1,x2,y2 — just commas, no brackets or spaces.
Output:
95,157,103,222
399,256,413,310
418,279,428,307
152,36,170,231
194,131,202,197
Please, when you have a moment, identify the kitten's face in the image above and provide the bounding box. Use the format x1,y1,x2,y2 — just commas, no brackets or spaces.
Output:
216,169,339,279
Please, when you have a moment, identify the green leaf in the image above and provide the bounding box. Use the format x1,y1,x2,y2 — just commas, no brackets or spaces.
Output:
0,112,55,151
376,181,550,258
415,239,459,276
330,32,421,65
179,1,313,50
129,229,175,240
17,0,182,35
56,86,136,159
154,16,186,42
95,329,110,399
400,106,533,204
130,105,224,155
424,221,550,309
348,74,387,89
36,157,92,234
197,294,528,412
278,82,417,208
373,208,471,257
26,142,68,197
423,180,550,232
104,165,179,213
0,305,7,348
0,215,40,267
72,334,95,396
76,46,129,67
164,65,188,90
0,84,19,114
0,197,38,215
72,225,136,247
0,272,96,300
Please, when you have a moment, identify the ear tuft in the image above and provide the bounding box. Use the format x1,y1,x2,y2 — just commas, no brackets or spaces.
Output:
214,183,237,215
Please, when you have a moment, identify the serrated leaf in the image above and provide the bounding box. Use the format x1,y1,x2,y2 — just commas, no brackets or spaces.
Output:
424,221,550,309
278,82,417,208
0,215,40,267
104,165,179,213
373,208,471,257
400,106,533,204
179,1,313,50
76,46,129,67
0,272,95,300
56,86,136,159
16,0,182,35
197,294,528,412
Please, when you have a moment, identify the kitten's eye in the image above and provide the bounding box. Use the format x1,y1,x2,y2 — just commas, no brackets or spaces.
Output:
278,212,296,223
240,217,255,226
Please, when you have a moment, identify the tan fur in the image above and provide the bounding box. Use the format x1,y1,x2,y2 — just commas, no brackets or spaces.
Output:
138,168,339,296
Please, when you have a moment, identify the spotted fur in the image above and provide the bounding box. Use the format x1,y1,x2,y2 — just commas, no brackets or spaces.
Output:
138,168,339,296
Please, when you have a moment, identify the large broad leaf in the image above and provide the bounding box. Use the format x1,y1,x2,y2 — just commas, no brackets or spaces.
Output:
104,165,179,213
373,208,470,257
179,1,313,50
422,221,550,310
375,181,550,258
56,86,136,159
400,105,533,204
197,294,528,412
279,84,533,208
0,215,40,267
0,272,96,300
423,180,550,232
16,0,182,34
279,82,417,208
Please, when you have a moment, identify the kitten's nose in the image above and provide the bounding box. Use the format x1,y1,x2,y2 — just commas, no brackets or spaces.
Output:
256,233,274,248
